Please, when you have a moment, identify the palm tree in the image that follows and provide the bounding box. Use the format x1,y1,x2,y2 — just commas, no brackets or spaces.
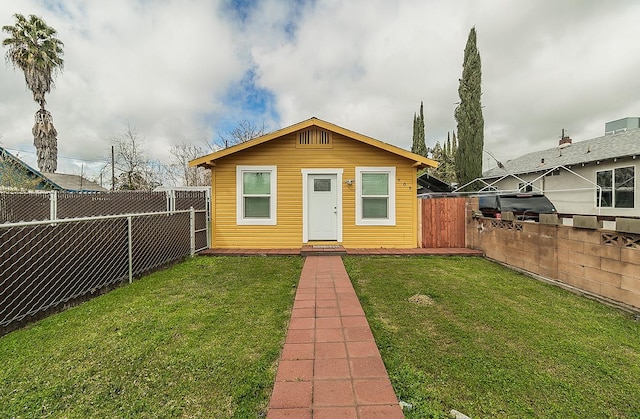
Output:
3,14,64,173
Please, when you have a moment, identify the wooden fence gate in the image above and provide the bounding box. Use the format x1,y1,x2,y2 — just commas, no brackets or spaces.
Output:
420,197,466,248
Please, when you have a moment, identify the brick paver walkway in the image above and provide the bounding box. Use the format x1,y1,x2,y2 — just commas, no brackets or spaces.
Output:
267,256,404,419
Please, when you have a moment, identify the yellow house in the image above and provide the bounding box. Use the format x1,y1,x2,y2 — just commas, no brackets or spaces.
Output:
190,117,437,249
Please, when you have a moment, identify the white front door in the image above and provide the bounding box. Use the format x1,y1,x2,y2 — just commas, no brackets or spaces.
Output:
308,174,338,240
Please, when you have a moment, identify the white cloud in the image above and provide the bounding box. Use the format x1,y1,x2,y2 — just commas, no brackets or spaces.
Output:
1,0,639,181
251,0,640,162
1,0,243,176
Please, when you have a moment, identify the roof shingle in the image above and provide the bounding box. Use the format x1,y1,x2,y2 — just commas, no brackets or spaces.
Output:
483,128,640,178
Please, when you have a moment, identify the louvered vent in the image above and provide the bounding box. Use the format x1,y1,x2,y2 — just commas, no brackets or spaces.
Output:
296,129,332,148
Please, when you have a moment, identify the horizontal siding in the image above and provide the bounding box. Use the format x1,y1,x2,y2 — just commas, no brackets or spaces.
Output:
211,133,418,248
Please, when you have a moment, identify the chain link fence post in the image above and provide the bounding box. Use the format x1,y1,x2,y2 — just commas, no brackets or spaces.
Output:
205,188,212,248
190,207,195,257
49,191,57,221
128,215,133,283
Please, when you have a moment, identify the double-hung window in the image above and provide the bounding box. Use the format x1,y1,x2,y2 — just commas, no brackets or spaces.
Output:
596,166,634,208
236,166,277,225
356,167,396,226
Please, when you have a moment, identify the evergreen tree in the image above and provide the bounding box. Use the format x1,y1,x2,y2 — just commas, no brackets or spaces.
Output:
411,101,428,158
454,27,484,190
444,131,458,184
430,141,443,165
430,131,459,185
451,131,457,155
445,131,451,157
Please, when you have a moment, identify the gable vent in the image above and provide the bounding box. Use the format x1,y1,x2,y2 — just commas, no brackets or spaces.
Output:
296,128,332,148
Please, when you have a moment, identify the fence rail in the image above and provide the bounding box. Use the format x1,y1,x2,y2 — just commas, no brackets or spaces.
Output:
0,189,210,223
0,208,208,335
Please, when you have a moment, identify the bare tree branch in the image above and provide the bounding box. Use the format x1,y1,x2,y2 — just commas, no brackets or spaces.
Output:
213,120,266,149
108,125,161,190
166,141,211,187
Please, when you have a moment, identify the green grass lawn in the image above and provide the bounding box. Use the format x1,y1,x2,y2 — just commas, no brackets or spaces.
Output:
344,256,640,418
0,256,303,418
4,255,639,418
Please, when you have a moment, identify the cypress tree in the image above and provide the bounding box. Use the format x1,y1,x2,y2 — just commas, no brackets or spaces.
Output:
446,131,458,184
445,131,451,157
412,113,419,152
431,131,458,185
411,101,428,158
431,141,443,163
454,27,484,190
451,131,458,155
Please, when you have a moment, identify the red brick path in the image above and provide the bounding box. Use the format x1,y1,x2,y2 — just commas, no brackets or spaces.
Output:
267,256,405,419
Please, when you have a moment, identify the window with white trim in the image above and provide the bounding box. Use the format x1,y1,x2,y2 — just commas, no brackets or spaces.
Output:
236,166,277,225
356,167,396,226
518,182,533,192
596,166,634,208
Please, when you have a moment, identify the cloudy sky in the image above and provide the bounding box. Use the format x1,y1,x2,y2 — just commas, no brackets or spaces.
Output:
1,0,639,184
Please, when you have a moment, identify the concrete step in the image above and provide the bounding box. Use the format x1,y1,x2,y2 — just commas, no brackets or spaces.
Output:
300,245,347,257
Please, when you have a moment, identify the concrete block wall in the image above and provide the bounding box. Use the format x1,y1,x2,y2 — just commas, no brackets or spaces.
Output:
466,198,640,311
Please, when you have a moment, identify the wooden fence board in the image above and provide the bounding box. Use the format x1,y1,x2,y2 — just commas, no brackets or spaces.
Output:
421,197,466,248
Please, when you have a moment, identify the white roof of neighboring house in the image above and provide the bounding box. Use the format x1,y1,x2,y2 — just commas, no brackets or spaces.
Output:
43,172,107,192
483,128,640,178
1,146,107,192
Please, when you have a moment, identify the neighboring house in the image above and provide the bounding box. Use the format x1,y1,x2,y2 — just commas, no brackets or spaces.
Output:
42,172,107,192
190,117,437,248
482,118,639,217
417,172,453,195
0,146,106,192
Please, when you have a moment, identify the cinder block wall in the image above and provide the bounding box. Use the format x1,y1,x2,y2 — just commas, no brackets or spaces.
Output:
466,199,640,310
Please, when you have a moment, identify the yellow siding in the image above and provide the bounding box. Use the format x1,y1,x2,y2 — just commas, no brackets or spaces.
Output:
211,132,419,248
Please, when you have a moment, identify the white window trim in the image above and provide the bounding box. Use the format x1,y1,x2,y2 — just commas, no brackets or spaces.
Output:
236,165,277,225
301,169,343,243
596,168,613,208
355,167,396,226
596,165,635,209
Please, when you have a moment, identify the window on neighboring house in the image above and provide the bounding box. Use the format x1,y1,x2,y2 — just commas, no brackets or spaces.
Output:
518,182,534,192
236,166,277,225
356,167,396,226
596,166,634,208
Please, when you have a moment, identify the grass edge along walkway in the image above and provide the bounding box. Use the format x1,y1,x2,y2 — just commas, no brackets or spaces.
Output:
0,256,303,418
344,255,640,418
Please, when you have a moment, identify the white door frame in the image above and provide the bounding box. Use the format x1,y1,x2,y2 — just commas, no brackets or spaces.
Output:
302,169,343,243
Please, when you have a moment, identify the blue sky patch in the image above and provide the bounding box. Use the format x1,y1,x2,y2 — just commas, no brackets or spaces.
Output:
216,68,279,138
221,0,257,24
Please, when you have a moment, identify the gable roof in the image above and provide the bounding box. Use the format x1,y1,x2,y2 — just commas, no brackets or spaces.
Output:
1,146,56,190
1,146,44,176
42,172,107,192
0,146,106,192
483,128,640,178
417,172,453,193
190,117,438,169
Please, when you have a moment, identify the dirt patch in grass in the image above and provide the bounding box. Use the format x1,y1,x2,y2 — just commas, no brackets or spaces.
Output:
408,294,435,306
344,256,640,418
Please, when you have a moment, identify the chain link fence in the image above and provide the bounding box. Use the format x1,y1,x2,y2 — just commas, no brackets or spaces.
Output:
0,191,50,223
0,208,208,336
0,189,210,223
